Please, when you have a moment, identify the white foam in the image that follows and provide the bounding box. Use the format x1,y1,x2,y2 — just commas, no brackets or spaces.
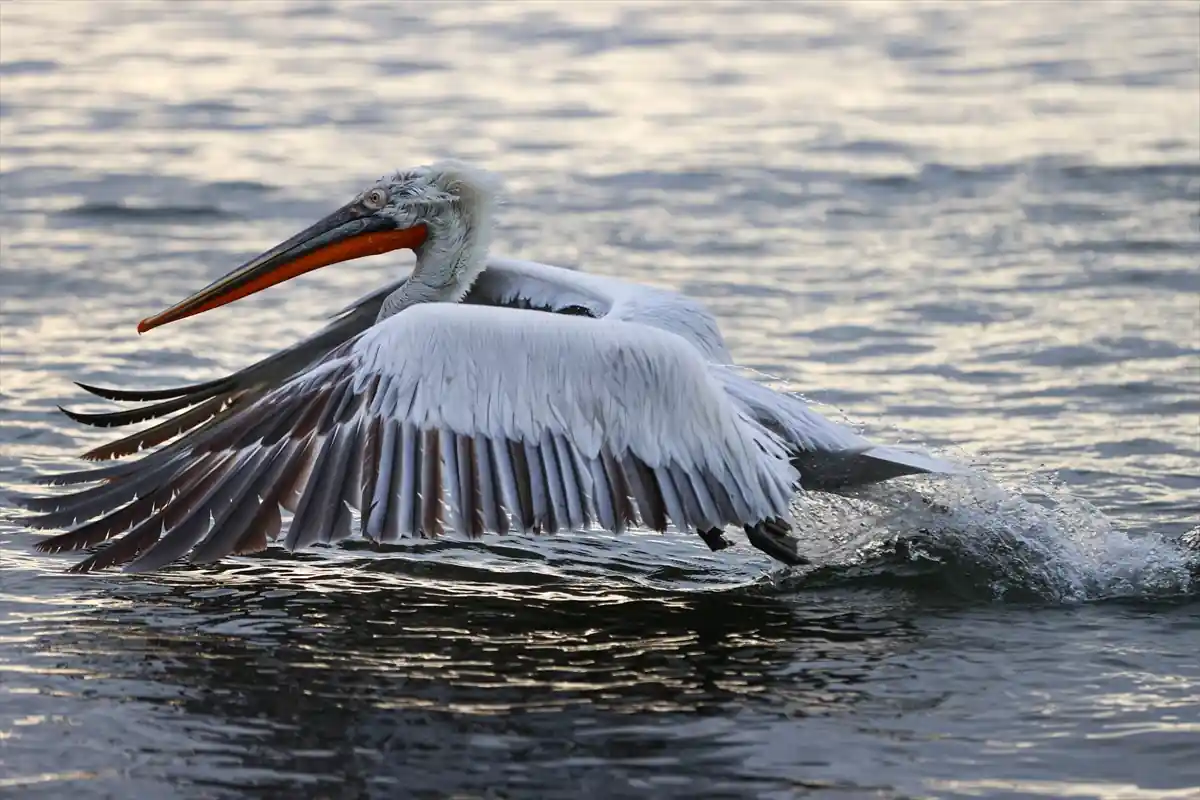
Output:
797,464,1197,603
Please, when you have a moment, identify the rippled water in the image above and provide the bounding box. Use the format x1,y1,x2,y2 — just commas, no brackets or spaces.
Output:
1,1,1198,797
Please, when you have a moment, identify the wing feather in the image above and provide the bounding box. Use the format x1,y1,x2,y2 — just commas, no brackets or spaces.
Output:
587,455,618,533
506,440,535,532
490,438,523,533
72,451,240,572
364,418,398,542
622,453,666,532
420,428,443,537
523,440,552,533
285,428,344,551
357,415,382,519
553,435,587,530
603,450,638,529
20,457,185,522
474,433,504,534
27,301,802,571
458,435,483,537
58,386,228,429
314,421,361,545
33,456,212,554
236,499,282,555
701,469,739,525
538,431,567,533
441,431,463,536
654,466,689,533
190,439,300,563
123,449,273,573
74,376,231,403
80,393,239,461
390,421,419,541
670,464,710,530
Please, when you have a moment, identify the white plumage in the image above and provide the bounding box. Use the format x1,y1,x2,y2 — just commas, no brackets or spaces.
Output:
22,162,963,573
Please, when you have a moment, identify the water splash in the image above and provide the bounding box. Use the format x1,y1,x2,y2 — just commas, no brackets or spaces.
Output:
713,366,1198,603
785,467,1197,604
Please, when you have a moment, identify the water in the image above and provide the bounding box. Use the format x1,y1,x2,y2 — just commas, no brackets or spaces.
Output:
1,1,1198,797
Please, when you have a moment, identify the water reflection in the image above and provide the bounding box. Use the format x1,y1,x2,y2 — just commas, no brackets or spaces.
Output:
25,567,919,796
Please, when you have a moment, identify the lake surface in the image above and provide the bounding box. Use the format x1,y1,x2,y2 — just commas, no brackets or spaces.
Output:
1,1,1197,798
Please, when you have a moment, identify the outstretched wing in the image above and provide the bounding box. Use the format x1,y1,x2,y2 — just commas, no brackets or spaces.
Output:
62,276,408,461
20,303,797,573
472,258,963,489
60,257,727,460
53,257,725,467
57,258,624,461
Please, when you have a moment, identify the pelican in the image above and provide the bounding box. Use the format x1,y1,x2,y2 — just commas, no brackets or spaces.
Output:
20,161,961,573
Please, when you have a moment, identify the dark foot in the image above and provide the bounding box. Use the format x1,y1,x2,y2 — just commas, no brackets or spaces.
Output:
697,527,732,552
744,518,808,567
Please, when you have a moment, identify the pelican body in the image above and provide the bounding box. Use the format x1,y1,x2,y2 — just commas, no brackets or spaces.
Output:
20,162,960,573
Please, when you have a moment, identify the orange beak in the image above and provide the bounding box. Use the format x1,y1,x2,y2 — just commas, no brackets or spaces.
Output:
137,203,428,333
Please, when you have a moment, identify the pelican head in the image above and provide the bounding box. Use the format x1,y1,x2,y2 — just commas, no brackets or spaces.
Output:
137,160,502,333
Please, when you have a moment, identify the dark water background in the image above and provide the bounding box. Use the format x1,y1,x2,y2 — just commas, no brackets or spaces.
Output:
1,2,1198,798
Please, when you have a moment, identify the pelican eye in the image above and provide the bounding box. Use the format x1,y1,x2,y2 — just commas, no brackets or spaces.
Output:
362,188,388,211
